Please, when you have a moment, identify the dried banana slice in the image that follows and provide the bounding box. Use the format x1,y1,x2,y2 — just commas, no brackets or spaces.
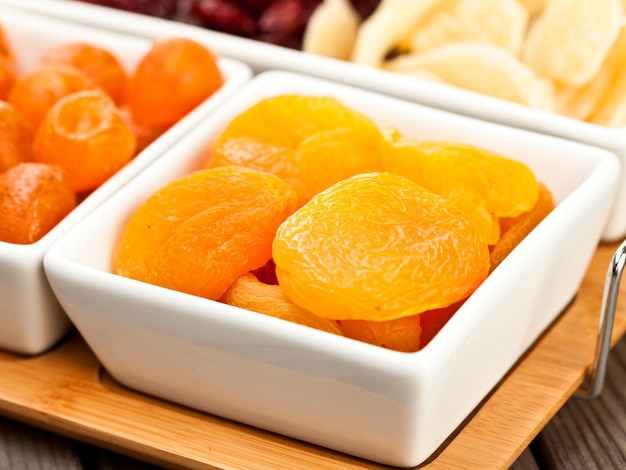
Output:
556,28,626,121
516,0,547,17
408,0,529,55
522,0,624,86
385,41,554,110
350,0,447,68
589,29,626,127
302,0,360,60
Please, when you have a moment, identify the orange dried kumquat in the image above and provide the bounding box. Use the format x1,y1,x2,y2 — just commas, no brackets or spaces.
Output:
273,172,490,322
33,89,136,193
0,162,76,244
0,56,16,100
8,65,98,130
112,166,298,300
0,101,34,174
126,37,223,128
118,105,168,155
0,23,13,59
38,42,129,104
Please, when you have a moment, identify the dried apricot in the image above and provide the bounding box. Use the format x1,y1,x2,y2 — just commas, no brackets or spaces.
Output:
490,182,554,271
38,42,129,104
213,95,381,150
112,165,298,300
418,300,464,348
211,95,385,205
7,65,98,130
126,37,223,127
209,136,300,189
383,133,539,245
340,315,421,352
221,272,344,335
0,101,34,174
273,172,490,322
0,162,76,244
33,89,136,193
340,299,463,352
293,127,384,204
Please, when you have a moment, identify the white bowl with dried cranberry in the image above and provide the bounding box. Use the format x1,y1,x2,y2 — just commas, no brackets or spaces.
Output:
0,6,252,355
44,70,619,467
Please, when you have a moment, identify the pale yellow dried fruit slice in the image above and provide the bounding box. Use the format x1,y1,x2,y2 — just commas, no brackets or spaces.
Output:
384,42,554,109
589,74,626,128
302,0,360,60
350,0,448,67
391,67,446,82
516,0,547,17
408,0,529,55
556,28,626,121
589,29,626,127
522,0,623,86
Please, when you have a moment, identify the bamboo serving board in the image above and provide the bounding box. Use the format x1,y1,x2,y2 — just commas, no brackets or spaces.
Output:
0,241,624,470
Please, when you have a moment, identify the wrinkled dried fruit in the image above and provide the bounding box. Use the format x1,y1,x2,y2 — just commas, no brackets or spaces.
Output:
0,162,76,244
383,133,540,245
221,272,344,335
113,165,298,300
273,171,490,321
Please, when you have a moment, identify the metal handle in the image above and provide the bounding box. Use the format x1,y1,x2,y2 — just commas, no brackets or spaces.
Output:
576,239,626,399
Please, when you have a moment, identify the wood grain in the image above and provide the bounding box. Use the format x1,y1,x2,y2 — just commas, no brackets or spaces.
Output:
531,332,626,469
0,241,624,470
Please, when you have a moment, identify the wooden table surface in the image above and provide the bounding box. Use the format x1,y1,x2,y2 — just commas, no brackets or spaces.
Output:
1,239,626,470
2,336,626,470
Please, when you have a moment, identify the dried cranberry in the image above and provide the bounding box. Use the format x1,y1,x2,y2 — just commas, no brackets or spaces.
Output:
349,0,380,20
231,0,273,17
255,31,302,49
172,0,205,25
257,0,308,36
192,0,256,37
80,0,177,18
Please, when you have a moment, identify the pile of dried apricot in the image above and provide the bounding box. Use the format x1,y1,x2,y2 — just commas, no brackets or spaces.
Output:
112,94,555,353
0,21,224,244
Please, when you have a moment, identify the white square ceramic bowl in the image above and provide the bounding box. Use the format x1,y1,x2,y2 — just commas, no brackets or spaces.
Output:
0,6,252,355
44,70,620,467
4,0,626,242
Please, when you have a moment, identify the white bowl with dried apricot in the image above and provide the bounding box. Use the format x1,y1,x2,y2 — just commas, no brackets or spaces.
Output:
44,70,619,467
8,0,626,241
0,6,252,355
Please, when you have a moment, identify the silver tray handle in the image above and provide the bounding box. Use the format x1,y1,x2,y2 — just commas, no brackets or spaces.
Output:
576,239,626,399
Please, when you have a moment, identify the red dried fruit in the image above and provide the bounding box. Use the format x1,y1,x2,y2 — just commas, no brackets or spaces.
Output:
80,0,177,17
193,0,256,36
